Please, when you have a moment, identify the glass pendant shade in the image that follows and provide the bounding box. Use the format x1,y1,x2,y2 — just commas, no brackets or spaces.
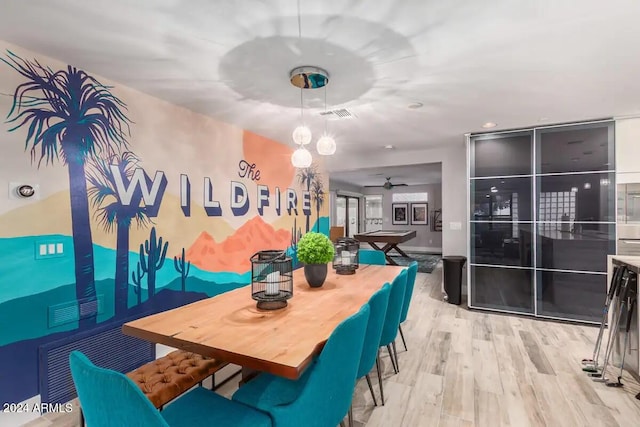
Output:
291,146,313,168
292,125,312,145
316,135,336,155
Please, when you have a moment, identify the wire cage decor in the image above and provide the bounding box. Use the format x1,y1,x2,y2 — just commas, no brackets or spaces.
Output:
250,250,294,310
333,237,360,275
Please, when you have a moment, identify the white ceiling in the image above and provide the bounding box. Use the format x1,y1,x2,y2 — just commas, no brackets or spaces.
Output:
331,162,442,187
2,0,640,168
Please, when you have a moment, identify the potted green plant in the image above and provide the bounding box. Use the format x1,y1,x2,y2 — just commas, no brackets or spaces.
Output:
297,232,335,287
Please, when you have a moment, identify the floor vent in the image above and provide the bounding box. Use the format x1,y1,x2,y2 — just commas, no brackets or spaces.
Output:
39,317,155,412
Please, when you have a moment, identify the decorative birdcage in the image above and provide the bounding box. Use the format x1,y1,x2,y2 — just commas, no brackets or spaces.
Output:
332,237,360,275
250,250,293,310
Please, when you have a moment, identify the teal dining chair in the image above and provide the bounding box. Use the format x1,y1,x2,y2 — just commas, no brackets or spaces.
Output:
376,269,407,403
359,249,386,265
357,283,391,408
398,261,419,351
232,304,371,427
69,351,271,427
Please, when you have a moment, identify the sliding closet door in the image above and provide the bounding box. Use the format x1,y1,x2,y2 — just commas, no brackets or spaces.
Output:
534,122,616,322
468,121,615,322
469,131,534,314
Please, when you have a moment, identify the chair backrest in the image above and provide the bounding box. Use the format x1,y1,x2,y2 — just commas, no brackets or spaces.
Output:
399,261,419,323
69,351,169,427
379,270,408,346
271,304,370,427
359,249,386,265
357,283,391,379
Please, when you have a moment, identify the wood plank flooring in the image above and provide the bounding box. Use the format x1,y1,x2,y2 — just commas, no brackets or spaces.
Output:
25,265,640,427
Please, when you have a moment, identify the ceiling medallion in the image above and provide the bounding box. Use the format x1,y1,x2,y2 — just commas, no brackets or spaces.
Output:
290,66,329,89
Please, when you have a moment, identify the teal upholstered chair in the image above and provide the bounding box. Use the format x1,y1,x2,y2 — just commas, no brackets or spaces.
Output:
232,304,371,427
358,249,386,265
69,351,271,427
357,283,391,408
398,261,419,351
376,270,407,402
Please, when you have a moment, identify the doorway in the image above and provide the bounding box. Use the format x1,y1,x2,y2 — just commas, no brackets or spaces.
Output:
336,195,360,237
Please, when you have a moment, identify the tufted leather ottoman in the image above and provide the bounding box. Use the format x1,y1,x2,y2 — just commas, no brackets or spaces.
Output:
126,350,228,408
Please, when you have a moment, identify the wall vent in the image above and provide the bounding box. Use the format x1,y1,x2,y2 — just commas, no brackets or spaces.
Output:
319,108,356,120
39,317,155,412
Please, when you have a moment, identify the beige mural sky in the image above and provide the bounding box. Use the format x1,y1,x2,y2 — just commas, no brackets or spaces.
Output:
0,40,325,233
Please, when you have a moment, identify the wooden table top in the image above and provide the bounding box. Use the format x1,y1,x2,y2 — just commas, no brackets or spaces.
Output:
122,264,405,379
354,230,417,243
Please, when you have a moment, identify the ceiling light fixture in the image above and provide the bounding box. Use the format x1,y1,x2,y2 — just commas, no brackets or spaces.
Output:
384,144,394,149
482,122,497,128
407,102,423,109
289,65,332,167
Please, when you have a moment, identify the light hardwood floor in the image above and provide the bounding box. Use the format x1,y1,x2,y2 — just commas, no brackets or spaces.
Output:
26,265,640,427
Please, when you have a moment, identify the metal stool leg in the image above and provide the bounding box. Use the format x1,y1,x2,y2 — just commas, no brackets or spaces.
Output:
376,351,385,405
399,324,408,351
365,374,378,406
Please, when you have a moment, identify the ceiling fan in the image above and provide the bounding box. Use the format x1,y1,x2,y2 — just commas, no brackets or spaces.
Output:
364,177,408,190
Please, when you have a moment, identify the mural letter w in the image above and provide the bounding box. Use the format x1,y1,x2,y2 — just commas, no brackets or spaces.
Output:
110,166,167,217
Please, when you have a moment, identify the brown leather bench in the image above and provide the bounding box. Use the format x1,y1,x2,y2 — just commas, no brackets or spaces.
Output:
126,349,228,408
79,350,228,424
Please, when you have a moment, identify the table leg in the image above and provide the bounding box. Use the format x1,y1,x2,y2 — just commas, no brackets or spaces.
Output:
379,243,398,266
240,367,260,385
391,244,411,258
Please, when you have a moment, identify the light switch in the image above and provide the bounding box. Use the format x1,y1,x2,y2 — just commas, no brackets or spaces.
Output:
449,222,462,230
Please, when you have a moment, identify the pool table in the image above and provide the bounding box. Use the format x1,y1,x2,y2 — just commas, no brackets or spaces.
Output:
354,230,417,265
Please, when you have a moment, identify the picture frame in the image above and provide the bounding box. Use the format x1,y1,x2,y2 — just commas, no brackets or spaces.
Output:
411,202,428,225
392,203,408,225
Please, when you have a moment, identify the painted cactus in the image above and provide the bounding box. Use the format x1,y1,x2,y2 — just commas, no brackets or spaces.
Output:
174,247,191,292
139,226,168,298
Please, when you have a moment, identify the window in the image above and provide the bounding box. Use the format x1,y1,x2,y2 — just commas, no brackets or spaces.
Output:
392,192,428,202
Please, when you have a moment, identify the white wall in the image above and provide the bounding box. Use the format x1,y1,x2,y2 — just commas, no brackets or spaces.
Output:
362,183,442,252
616,117,640,181
327,142,467,256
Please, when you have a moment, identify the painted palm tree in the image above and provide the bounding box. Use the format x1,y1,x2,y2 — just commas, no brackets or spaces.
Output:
87,152,150,315
311,179,325,232
2,51,131,328
297,164,318,232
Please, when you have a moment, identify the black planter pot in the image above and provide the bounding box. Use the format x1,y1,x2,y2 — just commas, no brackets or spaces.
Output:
304,263,328,288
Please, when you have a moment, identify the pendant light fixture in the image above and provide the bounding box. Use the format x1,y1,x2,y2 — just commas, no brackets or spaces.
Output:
289,66,330,168
316,83,336,156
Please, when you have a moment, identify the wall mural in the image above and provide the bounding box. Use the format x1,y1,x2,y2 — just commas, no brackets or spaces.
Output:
0,46,329,404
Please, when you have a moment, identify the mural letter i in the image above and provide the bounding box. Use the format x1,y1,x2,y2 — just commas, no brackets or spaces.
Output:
180,174,191,217
275,187,281,216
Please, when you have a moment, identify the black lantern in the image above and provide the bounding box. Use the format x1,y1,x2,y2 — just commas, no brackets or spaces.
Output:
333,237,360,275
251,250,293,310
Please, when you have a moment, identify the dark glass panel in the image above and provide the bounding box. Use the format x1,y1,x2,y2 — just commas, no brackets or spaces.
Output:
536,223,615,273
537,271,606,322
471,222,533,267
471,177,532,221
537,122,614,174
536,173,615,222
471,132,532,177
471,265,533,313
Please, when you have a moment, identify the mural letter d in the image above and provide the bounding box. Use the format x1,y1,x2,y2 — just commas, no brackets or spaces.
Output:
231,181,249,216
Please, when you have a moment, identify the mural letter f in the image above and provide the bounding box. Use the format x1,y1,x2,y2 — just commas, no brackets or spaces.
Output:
111,165,167,217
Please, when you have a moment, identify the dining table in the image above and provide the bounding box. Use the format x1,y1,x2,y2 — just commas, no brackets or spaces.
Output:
122,264,405,380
